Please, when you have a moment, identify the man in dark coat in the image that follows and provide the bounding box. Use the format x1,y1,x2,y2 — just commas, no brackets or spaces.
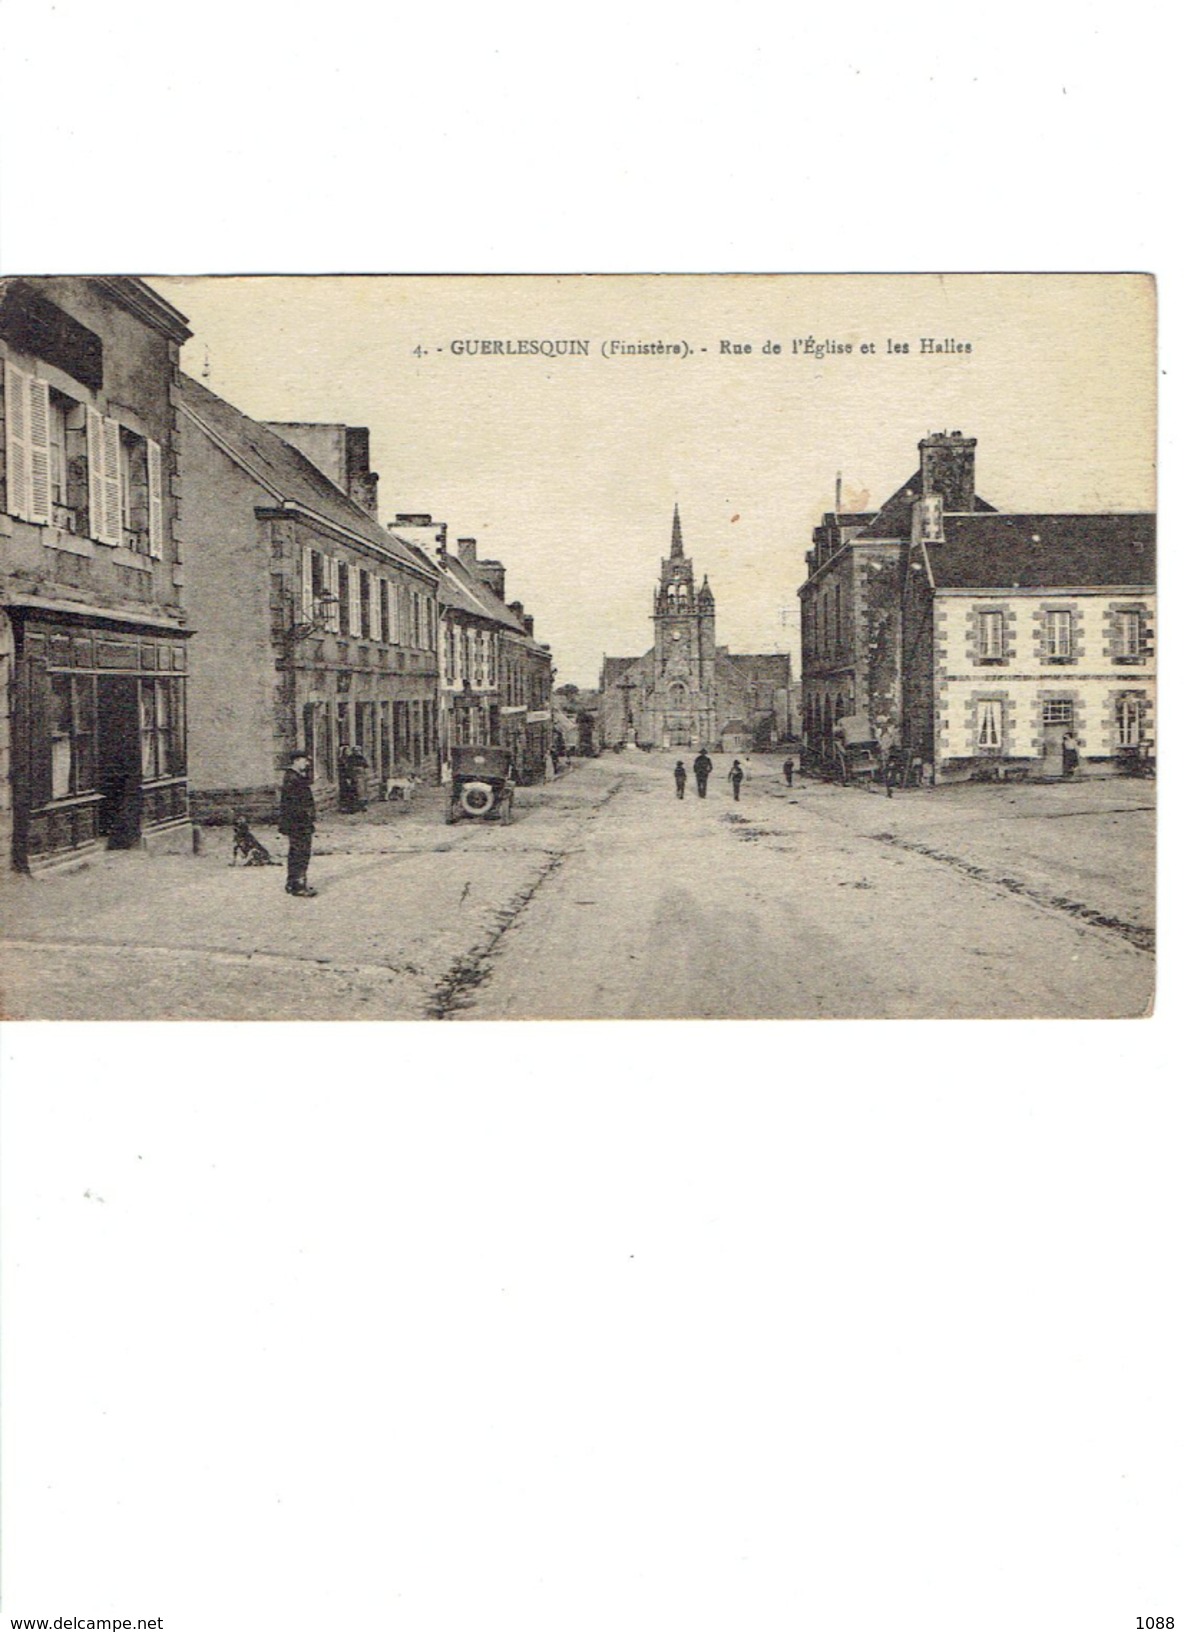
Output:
728,759,744,800
338,744,369,812
673,760,687,799
693,749,713,798
278,751,317,897
782,753,795,787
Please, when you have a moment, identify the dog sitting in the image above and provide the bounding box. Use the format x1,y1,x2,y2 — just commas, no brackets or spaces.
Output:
229,815,280,866
384,774,421,803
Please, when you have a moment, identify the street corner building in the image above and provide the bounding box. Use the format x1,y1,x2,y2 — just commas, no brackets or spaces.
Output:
176,379,442,822
599,505,794,752
1,276,193,872
799,432,1156,782
427,530,554,785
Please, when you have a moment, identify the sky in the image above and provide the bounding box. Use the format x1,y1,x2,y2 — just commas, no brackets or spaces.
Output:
152,275,1156,689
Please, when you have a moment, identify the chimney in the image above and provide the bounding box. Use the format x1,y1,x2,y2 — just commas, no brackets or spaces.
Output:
344,427,378,517
523,614,535,637
919,431,976,512
509,600,524,619
457,537,478,570
475,558,506,600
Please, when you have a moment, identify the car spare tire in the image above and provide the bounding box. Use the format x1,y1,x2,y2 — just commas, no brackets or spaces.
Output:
460,781,494,816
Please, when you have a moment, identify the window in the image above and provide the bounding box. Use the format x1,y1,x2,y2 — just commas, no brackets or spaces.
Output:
50,393,69,513
337,562,350,631
49,673,97,799
119,428,150,549
1117,696,1145,748
348,564,362,637
1045,609,1074,661
360,570,372,640
1115,610,1144,660
976,699,1004,752
834,584,842,648
140,678,184,781
1042,700,1074,727
380,579,391,644
976,610,1005,661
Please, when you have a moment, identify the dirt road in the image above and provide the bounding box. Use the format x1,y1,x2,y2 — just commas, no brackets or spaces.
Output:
0,757,1154,1020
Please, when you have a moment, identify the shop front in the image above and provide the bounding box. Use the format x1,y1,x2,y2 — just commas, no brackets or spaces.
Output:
8,608,190,871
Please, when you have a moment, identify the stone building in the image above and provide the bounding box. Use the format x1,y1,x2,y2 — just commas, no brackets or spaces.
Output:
435,534,553,783
600,506,793,751
177,377,440,819
800,431,1156,779
1,276,192,871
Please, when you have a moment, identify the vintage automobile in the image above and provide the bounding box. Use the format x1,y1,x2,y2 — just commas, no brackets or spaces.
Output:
829,714,883,786
445,744,516,824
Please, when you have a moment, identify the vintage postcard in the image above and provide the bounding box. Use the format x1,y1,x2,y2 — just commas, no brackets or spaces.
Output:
0,273,1156,1019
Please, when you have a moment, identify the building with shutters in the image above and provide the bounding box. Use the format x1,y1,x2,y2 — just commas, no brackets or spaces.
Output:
429,532,554,784
1,276,193,871
800,431,1157,780
599,506,793,752
177,376,441,821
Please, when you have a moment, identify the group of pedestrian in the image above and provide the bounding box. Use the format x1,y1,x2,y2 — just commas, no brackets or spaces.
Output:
673,751,749,801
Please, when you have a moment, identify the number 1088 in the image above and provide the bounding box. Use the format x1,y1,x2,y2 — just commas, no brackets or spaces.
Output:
1136,1619,1173,1628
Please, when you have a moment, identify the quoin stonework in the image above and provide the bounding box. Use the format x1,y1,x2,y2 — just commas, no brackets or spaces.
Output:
800,431,1156,781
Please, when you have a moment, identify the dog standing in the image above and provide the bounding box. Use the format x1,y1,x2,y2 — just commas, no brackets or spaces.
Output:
384,774,421,804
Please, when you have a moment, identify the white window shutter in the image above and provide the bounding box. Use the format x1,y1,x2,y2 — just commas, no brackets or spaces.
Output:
5,362,30,520
146,438,164,557
86,407,105,538
27,377,51,525
102,418,122,545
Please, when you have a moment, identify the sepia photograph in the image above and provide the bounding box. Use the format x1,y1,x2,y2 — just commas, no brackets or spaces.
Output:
0,273,1156,1019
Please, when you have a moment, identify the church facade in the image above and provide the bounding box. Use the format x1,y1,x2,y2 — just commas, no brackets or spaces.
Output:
600,508,793,752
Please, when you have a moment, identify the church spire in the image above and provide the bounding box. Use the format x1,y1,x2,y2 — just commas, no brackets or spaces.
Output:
671,503,684,558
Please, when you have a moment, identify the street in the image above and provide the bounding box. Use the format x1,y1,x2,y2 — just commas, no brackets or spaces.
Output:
0,756,1154,1021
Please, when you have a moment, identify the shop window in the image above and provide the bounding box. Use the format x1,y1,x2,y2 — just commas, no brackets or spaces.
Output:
49,673,97,798
976,610,1005,662
976,699,1004,752
140,677,184,781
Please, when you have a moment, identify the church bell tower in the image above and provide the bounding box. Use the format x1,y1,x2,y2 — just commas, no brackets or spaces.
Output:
649,505,717,747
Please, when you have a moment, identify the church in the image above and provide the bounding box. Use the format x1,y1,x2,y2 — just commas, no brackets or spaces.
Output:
599,507,793,752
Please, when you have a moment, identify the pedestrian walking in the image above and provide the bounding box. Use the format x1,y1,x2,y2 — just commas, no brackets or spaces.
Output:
693,749,713,798
674,760,687,799
783,753,794,788
729,759,744,801
278,750,317,897
1061,730,1080,779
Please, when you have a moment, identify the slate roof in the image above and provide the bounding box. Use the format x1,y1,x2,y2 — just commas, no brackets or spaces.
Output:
860,472,997,538
438,551,529,634
929,513,1156,589
601,655,647,687
178,372,436,579
717,651,792,688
